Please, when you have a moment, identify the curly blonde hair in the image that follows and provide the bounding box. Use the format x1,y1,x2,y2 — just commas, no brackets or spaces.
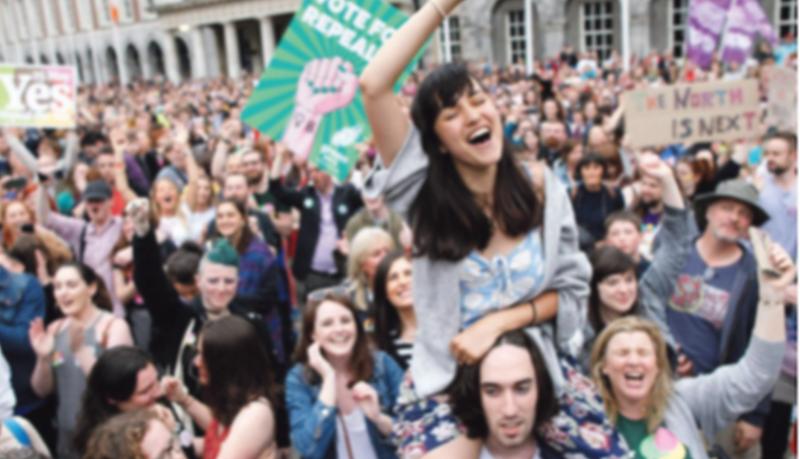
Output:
589,316,673,432
82,409,158,459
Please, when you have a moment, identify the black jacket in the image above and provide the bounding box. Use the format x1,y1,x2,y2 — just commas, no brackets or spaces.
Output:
269,179,362,280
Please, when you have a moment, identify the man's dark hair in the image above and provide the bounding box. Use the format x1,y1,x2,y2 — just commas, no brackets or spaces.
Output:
80,131,107,148
603,210,642,236
165,241,203,285
448,330,557,439
763,131,797,153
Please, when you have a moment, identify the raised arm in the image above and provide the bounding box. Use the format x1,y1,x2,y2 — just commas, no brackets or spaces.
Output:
128,199,184,324
268,145,306,209
2,129,38,174
110,128,137,203
360,0,461,166
637,153,689,304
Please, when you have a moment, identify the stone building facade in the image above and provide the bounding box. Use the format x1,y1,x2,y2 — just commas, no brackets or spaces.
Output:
0,0,796,84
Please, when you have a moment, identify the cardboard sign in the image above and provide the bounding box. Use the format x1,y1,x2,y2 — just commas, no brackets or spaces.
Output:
763,66,797,132
242,0,423,182
0,65,77,128
622,79,760,148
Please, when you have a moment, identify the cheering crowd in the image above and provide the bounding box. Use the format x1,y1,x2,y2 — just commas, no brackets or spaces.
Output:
0,0,797,458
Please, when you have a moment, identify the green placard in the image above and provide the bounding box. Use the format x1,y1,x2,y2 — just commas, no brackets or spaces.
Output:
242,0,423,182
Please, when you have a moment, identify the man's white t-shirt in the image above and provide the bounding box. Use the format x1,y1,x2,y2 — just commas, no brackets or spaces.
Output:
479,445,541,459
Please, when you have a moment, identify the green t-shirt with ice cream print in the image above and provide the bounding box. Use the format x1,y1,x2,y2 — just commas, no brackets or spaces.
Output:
617,415,692,459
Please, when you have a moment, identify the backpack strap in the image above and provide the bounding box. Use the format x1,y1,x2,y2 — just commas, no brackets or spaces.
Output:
77,223,88,264
3,417,31,447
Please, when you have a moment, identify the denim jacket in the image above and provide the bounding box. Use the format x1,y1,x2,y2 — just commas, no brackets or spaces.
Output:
285,351,404,459
0,267,45,413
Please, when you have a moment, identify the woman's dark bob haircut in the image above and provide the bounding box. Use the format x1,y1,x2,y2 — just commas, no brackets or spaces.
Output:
448,329,557,439
409,63,542,261
587,245,639,333
575,152,608,183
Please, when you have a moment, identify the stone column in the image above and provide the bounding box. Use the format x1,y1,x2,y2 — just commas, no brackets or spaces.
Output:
259,16,275,70
190,26,207,79
224,21,240,79
628,0,651,58
140,43,154,80
162,32,181,84
542,17,566,59
92,45,104,84
202,26,221,78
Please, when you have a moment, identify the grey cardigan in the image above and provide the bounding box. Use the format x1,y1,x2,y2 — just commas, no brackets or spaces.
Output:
366,127,591,397
663,337,784,458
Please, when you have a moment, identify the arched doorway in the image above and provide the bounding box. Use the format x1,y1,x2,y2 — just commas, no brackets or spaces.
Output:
125,44,143,80
86,48,97,83
147,41,166,78
56,52,66,65
75,53,85,82
175,37,191,80
106,46,120,80
237,19,261,73
40,54,50,64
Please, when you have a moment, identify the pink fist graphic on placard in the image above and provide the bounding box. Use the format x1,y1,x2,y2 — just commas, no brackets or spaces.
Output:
282,57,358,161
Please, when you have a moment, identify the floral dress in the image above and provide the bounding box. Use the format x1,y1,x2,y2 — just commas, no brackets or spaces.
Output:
392,230,632,458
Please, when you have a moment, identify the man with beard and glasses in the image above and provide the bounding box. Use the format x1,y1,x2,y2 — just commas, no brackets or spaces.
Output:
666,179,773,458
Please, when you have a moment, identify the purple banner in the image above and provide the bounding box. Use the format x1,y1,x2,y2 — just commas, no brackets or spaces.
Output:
720,0,779,65
686,0,732,69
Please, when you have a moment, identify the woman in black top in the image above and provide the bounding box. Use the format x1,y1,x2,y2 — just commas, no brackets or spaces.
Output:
571,153,624,244
372,251,416,370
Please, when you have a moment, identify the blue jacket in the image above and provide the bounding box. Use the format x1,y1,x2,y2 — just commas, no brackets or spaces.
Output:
285,351,403,459
0,267,45,414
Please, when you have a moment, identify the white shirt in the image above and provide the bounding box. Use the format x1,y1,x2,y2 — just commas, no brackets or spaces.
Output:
0,348,15,420
335,408,378,459
479,444,541,459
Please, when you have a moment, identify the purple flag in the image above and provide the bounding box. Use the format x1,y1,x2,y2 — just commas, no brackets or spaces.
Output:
686,0,732,69
720,0,779,65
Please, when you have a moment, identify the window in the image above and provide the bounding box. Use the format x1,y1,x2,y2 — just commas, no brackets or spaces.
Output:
777,0,797,40
670,0,689,57
580,0,614,59
95,0,111,26
24,0,41,38
120,0,135,22
439,16,462,62
139,0,157,19
77,0,94,30
507,9,526,65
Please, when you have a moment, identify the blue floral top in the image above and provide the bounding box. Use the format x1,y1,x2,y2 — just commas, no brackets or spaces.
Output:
459,229,545,328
